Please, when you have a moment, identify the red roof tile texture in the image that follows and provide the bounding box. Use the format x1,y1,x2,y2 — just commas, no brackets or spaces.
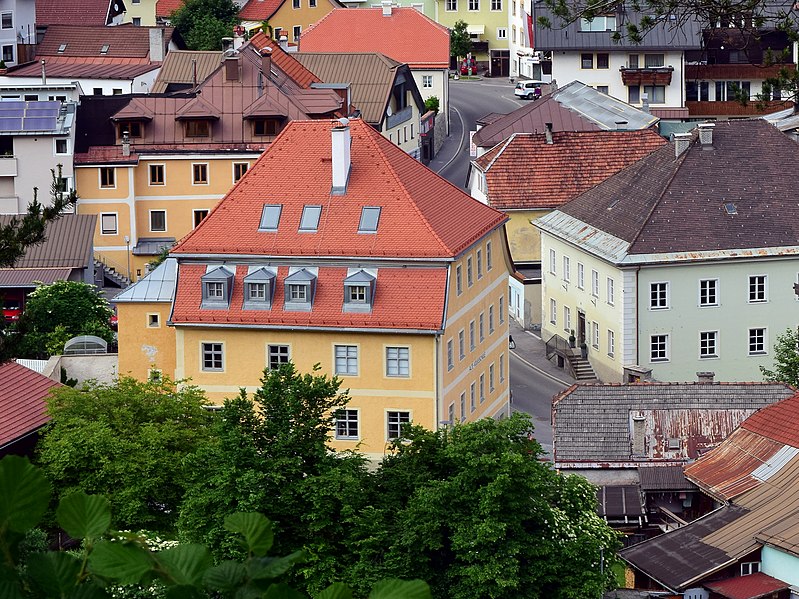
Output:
36,0,112,26
37,25,172,58
741,391,799,447
703,572,789,599
249,32,321,88
299,8,450,69
156,0,184,17
0,362,60,450
172,118,506,258
240,0,285,20
171,264,447,329
475,129,666,210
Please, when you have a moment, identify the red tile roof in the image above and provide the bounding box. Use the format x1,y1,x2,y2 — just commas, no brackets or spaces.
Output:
240,0,285,20
156,0,184,17
741,391,799,447
299,8,450,69
37,25,173,58
36,0,113,26
12,57,159,80
172,118,506,258
475,129,666,210
0,362,60,450
249,32,321,88
171,264,447,330
704,573,789,599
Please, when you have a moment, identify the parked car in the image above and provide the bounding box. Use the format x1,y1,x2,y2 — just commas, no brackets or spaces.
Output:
514,80,544,100
2,299,22,322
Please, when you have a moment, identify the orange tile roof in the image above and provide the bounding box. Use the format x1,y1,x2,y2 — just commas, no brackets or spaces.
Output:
474,129,666,210
156,0,184,17
36,0,112,26
0,362,60,450
172,118,506,258
704,573,789,599
742,391,799,447
171,264,447,330
248,32,321,88
299,8,450,69
37,24,173,58
239,0,285,20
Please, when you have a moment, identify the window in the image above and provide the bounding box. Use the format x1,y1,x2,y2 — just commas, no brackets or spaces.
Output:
93,88,103,95
596,85,609,94
2,45,12,63
118,121,142,138
699,279,718,306
512,0,516,14
445,0,457,10
650,282,669,309
596,53,609,69
699,331,718,358
447,339,454,371
489,363,495,391
491,0,501,9
579,15,616,31
486,241,492,270
499,353,505,382
606,277,615,305
201,342,223,371
254,119,280,136
489,305,495,333
193,209,208,228
459,330,465,359
293,25,301,42
741,562,761,576
459,392,466,421
468,0,479,10
456,265,462,295
748,275,767,303
470,382,476,412
386,346,410,377
563,256,570,282
512,27,516,43
334,345,358,376
147,313,160,328
205,281,224,300
310,0,316,6
132,17,141,25
564,306,571,333
628,86,640,104
192,163,208,185
686,81,709,102
100,167,115,188
499,296,505,323
289,284,306,301
55,139,69,155
467,256,474,287
299,205,322,232
248,283,266,300
185,120,209,137
422,75,432,88
644,53,664,68
477,249,483,279
550,298,557,325
1,12,12,29
479,312,485,342
335,409,358,439
643,85,666,104
149,164,165,185
577,263,585,289
100,213,117,235
581,53,593,69
591,270,599,297
259,204,282,231
497,27,507,39
479,373,485,403
628,54,639,68
650,334,669,362
592,321,599,349
347,285,366,303
749,328,767,355
448,402,455,426
549,249,556,274
469,320,476,350
268,344,290,370
358,206,381,233
387,411,410,439
607,329,615,357
293,0,300,6
150,210,166,232
233,162,248,182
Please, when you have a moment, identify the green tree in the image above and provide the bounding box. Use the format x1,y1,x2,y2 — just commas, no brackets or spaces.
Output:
12,279,115,358
450,20,472,63
761,326,799,386
36,377,215,533
171,0,240,51
424,96,440,113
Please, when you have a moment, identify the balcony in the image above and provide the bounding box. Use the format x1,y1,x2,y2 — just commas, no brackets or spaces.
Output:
0,156,18,177
685,63,793,81
386,105,413,129
620,66,674,86
686,99,793,117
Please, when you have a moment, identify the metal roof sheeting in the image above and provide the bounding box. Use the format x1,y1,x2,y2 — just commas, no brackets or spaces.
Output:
0,268,72,287
115,257,177,303
553,82,659,131
151,51,223,93
0,214,95,269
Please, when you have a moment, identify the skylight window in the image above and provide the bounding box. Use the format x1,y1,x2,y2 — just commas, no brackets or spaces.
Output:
57,43,67,53
358,206,381,233
100,44,110,54
299,205,322,232
259,204,282,231
724,202,737,215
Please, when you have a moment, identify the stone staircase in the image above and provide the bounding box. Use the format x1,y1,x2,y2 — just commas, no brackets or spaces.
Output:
94,259,131,289
571,356,597,381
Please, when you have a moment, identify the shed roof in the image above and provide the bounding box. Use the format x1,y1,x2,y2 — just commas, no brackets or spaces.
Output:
0,362,60,451
116,258,177,303
638,465,697,491
703,573,790,599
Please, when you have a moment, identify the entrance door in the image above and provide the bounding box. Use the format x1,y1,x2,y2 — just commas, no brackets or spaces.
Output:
490,50,510,77
577,311,586,345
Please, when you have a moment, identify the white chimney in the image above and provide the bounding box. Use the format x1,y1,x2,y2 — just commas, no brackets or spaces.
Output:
40,59,46,84
382,0,392,16
149,27,164,62
673,132,691,158
331,118,351,194
698,122,714,147
278,34,289,51
122,131,131,157
641,92,650,114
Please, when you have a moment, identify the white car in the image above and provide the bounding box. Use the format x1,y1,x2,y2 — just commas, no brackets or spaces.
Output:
514,80,544,100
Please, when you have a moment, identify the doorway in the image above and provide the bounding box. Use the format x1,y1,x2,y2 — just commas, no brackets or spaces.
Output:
577,311,586,346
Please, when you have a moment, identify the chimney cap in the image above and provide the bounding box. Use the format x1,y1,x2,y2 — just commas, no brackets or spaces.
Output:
336,117,350,128
260,46,272,55
697,122,715,129
696,371,715,383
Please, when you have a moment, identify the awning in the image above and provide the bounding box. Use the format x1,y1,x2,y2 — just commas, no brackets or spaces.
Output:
467,25,485,35
0,267,71,287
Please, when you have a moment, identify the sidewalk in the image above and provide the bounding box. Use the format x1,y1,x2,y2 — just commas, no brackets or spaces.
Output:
508,319,576,387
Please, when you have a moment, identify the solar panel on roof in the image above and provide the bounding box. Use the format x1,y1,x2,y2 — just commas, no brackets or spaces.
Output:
22,117,57,131
0,109,25,118
26,109,59,117
0,118,22,131
0,102,26,110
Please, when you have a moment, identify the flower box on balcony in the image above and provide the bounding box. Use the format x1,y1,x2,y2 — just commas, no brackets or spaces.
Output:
620,66,674,86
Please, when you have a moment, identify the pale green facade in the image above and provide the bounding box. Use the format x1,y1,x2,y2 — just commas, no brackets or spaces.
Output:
433,0,510,72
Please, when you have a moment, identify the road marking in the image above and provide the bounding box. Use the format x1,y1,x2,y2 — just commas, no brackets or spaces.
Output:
509,349,571,386
435,104,467,174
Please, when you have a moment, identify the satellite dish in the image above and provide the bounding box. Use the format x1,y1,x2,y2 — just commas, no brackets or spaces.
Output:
386,105,393,117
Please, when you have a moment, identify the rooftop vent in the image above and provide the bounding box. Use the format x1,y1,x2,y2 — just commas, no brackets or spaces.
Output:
724,202,737,215
698,122,714,147
673,132,691,158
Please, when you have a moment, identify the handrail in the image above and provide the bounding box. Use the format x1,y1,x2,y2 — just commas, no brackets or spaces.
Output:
545,333,578,379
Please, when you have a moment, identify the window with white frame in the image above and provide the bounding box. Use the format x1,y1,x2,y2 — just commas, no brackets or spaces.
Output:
293,25,301,41
422,75,433,88
386,346,410,377
335,409,359,439
650,282,669,309
201,342,223,371
749,328,767,355
489,305,495,334
497,27,507,39
577,263,585,289
267,344,290,370
205,282,224,300
1,12,12,29
149,163,165,185
476,249,483,279
579,15,616,31
467,256,474,287
334,345,358,376
592,321,599,349
740,562,761,576
591,270,599,297
447,339,454,370
499,353,505,382
55,138,69,155
491,0,501,9
650,334,669,362
445,0,457,10
193,209,208,228
748,275,767,303
387,411,411,439
456,265,462,295
499,296,505,323
700,278,718,306
469,320,476,350
607,277,614,305
512,27,516,43
192,163,208,185
459,330,465,359
470,382,476,412
564,306,571,333
448,402,455,426
100,213,117,235
150,210,166,233
607,329,615,357
699,331,718,358
100,167,115,188
460,392,466,422
550,298,557,325
468,0,478,10
563,256,570,282
549,249,556,274
147,313,160,328
234,162,248,182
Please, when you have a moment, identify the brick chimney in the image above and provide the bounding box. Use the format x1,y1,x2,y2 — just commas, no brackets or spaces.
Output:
674,132,691,158
149,27,164,62
696,371,715,383
698,122,714,148
331,118,351,194
381,0,392,16
261,46,272,76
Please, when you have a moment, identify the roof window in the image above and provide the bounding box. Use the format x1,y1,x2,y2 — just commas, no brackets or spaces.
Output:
358,206,381,233
284,268,317,312
343,269,376,313
201,265,234,309
243,267,276,310
724,202,737,215
100,44,110,55
299,205,322,232
57,43,67,53
259,204,282,231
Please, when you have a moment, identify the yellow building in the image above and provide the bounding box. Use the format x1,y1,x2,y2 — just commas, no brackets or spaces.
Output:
116,117,512,459
75,38,344,282
238,0,344,46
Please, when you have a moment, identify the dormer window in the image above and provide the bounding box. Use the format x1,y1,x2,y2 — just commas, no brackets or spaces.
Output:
343,269,376,313
243,267,275,310
117,121,142,139
253,118,281,136
284,268,317,312
259,204,282,231
185,120,210,138
358,206,381,233
201,265,234,308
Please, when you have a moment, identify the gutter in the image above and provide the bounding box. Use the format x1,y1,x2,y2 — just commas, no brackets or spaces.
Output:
167,322,442,335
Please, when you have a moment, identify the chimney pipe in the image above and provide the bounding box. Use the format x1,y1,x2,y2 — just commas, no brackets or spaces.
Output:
545,122,553,145
278,34,289,51
696,371,715,383
641,92,650,114
331,118,351,194
673,132,691,158
698,122,714,147
122,131,131,157
149,27,164,62
261,47,272,77
40,60,46,85
381,0,392,16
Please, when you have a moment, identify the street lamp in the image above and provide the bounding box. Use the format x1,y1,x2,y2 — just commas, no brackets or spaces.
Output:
123,235,131,281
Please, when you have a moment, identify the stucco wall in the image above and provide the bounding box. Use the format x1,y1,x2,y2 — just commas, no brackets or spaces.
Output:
57,354,119,386
762,545,799,587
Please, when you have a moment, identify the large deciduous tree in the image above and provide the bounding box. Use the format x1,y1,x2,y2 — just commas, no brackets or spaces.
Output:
450,20,472,63
761,327,799,387
170,0,240,51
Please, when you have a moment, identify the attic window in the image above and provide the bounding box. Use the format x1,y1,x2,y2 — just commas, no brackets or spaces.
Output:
57,43,67,53
117,121,142,139
254,118,281,136
343,269,376,313
358,206,381,233
201,265,234,308
243,267,276,310
299,205,322,232
100,44,110,55
259,204,282,231
284,268,317,312
724,202,737,215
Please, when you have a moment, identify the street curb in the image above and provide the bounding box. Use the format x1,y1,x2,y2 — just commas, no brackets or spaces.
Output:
509,350,571,387
434,105,466,175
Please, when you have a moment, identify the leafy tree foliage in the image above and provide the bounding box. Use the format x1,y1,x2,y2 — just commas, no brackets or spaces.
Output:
761,326,799,386
170,0,240,51
36,377,215,533
450,20,472,62
11,280,115,358
0,455,431,599
424,96,440,113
